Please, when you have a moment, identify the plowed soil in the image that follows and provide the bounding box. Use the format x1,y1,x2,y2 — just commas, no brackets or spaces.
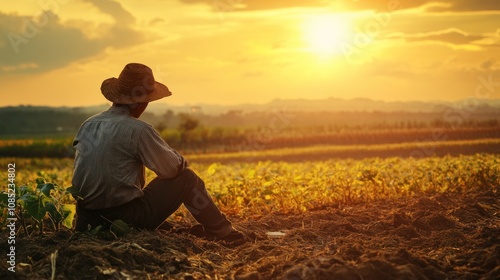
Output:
1,189,499,279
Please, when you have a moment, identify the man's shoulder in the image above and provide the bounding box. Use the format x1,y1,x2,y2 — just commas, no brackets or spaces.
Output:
84,108,154,130
76,111,157,145
122,116,155,131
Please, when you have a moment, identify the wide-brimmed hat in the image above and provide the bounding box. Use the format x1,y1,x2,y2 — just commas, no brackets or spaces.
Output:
101,63,172,104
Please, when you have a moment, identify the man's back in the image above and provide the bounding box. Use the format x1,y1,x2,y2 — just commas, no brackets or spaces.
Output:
72,105,147,209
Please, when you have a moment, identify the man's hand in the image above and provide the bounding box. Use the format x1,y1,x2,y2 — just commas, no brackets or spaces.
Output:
177,156,189,177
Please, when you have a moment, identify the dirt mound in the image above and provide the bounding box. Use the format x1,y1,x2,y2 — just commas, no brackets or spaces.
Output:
1,189,499,279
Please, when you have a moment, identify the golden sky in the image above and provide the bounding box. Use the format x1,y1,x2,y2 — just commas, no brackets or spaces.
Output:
1,0,499,107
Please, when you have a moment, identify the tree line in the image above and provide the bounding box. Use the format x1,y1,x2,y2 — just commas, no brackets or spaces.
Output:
1,106,499,157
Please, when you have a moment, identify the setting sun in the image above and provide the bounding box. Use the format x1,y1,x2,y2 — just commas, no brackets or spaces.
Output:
302,14,353,57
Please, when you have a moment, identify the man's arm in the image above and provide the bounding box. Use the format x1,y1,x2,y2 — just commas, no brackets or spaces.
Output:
138,126,187,179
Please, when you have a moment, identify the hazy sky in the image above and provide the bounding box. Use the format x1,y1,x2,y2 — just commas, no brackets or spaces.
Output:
1,0,499,107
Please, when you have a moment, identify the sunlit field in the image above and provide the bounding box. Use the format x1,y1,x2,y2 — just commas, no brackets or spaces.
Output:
1,108,499,279
1,154,498,220
1,152,499,279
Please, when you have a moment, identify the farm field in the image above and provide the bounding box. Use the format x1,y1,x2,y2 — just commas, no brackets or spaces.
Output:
4,0,500,278
0,154,499,279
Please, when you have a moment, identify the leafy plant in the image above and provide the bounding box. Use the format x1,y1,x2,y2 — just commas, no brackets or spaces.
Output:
0,177,77,236
1,154,499,229
80,219,133,240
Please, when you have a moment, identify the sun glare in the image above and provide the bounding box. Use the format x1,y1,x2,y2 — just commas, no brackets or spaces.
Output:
302,14,353,57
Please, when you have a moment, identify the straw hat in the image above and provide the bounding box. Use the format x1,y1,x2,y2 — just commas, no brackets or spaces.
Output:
100,63,172,104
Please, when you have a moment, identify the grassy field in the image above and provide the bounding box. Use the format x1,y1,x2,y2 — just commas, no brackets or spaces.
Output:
1,153,498,225
0,151,499,279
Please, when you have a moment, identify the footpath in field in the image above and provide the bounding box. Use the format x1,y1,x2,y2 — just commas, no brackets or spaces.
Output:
1,189,499,279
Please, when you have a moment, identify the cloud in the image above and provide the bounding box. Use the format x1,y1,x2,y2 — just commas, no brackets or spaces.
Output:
387,29,487,45
345,0,500,13
149,18,165,26
178,0,500,13
0,0,144,74
242,70,263,78
82,0,135,25
0,11,102,73
426,0,500,12
179,0,326,11
362,58,417,79
478,59,500,71
180,0,399,12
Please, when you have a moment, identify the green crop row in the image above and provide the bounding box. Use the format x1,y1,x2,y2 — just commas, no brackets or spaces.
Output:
0,154,498,235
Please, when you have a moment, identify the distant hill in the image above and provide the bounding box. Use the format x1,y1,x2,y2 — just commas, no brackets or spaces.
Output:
144,97,500,115
1,98,499,138
9,97,498,115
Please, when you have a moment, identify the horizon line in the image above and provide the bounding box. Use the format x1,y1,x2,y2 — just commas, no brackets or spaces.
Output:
2,96,500,109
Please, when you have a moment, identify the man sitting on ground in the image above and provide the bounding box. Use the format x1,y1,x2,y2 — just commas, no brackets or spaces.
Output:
71,63,245,246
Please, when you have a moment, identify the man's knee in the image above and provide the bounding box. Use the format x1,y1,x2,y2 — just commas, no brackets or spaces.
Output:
179,167,196,178
178,168,204,187
149,168,202,186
